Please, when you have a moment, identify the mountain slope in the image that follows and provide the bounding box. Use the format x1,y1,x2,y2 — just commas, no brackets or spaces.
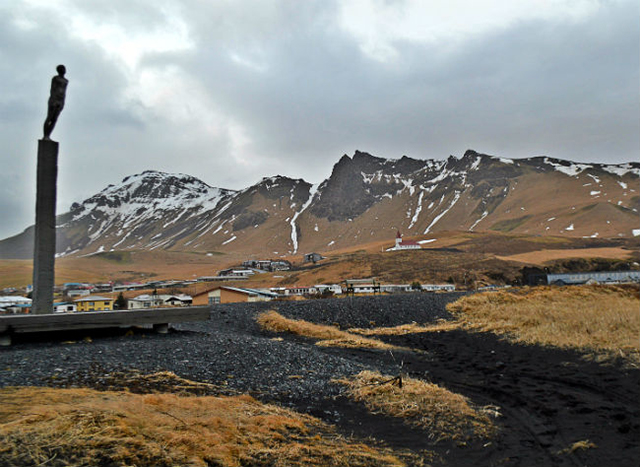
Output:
1,150,638,260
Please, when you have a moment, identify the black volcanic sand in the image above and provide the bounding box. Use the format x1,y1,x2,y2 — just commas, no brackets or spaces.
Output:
1,293,638,467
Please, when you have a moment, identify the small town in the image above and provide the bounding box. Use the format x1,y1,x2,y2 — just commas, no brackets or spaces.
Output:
3,251,639,314
1,3,638,466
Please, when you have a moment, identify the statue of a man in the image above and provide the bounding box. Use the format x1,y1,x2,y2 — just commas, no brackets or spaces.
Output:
43,64,68,140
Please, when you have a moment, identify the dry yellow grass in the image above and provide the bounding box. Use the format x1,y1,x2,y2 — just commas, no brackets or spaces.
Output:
256,310,400,350
348,320,463,336
0,386,407,467
335,371,497,443
446,285,640,364
495,247,633,265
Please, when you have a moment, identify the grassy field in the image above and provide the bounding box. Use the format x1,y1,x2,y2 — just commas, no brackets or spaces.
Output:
2,284,637,465
446,285,640,365
0,385,407,467
1,231,637,289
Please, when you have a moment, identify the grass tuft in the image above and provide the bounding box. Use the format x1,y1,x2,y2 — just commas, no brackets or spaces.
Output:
335,371,497,443
256,310,400,350
0,386,407,467
558,439,597,455
348,320,463,336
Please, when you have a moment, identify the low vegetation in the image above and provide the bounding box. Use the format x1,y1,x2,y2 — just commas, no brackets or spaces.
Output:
256,310,400,350
0,386,407,467
348,320,463,336
446,285,640,364
335,371,497,444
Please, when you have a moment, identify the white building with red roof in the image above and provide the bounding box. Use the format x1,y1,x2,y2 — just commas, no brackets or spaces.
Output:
387,231,421,251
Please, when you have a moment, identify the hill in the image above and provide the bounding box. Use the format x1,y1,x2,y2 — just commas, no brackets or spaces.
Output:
0,149,638,263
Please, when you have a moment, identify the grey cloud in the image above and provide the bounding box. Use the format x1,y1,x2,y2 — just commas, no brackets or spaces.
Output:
0,0,638,239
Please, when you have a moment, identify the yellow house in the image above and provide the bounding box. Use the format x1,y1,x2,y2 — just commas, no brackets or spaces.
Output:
74,295,114,312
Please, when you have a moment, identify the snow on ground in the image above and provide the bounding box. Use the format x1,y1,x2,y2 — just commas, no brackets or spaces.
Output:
289,184,318,253
222,236,237,245
407,191,425,229
470,211,488,231
543,158,592,176
602,164,640,177
417,238,437,244
590,191,601,196
633,229,640,237
470,156,482,170
565,224,575,231
424,192,461,234
618,181,628,189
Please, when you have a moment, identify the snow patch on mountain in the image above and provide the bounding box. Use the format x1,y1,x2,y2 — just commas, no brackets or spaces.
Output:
407,191,425,229
222,235,237,245
602,163,640,177
470,211,489,231
543,158,592,177
424,191,461,234
290,184,318,253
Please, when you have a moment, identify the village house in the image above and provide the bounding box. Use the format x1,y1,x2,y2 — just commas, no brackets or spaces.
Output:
217,268,255,278
208,286,279,305
421,284,456,292
128,294,193,309
303,252,324,263
344,278,381,295
53,302,76,313
379,284,413,293
546,270,640,286
313,284,343,295
0,296,32,314
242,259,292,271
74,295,114,312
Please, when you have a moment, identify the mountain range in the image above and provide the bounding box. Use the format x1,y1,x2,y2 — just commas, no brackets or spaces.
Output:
1,149,638,260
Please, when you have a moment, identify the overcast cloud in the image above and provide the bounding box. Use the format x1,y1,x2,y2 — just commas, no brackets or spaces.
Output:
0,0,638,239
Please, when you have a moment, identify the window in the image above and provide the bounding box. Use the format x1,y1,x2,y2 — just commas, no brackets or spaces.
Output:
209,297,220,305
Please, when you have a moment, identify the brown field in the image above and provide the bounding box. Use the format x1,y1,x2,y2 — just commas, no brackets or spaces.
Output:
1,231,638,289
0,386,406,467
446,285,640,364
335,371,497,443
495,247,635,265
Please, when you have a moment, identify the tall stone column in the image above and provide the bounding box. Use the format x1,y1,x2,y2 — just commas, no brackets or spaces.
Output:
32,139,58,314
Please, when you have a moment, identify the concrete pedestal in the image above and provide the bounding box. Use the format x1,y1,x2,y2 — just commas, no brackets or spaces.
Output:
32,139,58,315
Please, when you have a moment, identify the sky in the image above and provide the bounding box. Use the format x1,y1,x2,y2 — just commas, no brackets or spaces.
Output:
0,0,638,239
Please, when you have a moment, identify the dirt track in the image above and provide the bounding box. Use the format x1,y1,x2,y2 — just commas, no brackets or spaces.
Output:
330,330,639,466
1,293,638,466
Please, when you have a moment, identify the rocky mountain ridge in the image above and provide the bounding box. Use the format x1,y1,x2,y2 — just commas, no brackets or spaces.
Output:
1,150,638,259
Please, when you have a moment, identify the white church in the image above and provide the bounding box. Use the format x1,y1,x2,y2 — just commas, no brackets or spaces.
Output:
386,231,422,251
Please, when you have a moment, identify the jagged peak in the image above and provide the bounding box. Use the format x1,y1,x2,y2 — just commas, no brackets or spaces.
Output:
353,150,384,163
257,175,309,186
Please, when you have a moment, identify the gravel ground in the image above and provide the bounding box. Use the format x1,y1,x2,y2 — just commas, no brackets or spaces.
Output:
3,292,637,466
0,293,459,402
